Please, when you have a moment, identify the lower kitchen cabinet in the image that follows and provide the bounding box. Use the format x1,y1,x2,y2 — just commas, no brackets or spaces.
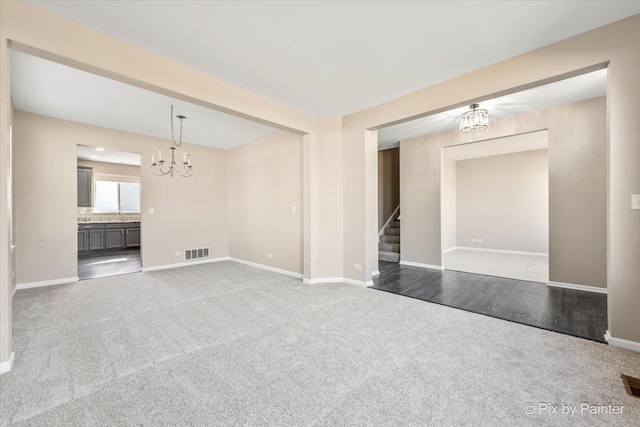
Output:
105,228,126,249
78,222,140,253
125,228,141,247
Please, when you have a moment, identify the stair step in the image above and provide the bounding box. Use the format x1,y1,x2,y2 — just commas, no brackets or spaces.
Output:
379,251,400,262
378,242,400,252
385,227,401,236
380,235,400,244
390,220,400,228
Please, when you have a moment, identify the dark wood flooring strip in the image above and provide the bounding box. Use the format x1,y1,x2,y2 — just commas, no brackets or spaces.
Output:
371,261,608,343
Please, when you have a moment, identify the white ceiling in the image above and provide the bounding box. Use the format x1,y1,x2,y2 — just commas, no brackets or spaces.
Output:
10,50,279,150
29,1,640,116
378,69,607,150
77,145,141,166
442,131,548,161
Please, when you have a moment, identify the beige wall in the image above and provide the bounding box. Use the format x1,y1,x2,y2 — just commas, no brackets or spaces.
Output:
441,154,456,251
456,149,549,253
377,148,399,229
13,112,229,284
400,97,606,288
228,131,303,274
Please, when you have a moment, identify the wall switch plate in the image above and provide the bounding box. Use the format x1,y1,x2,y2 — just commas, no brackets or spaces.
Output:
268,253,273,259
149,208,154,214
292,206,296,213
632,194,640,210
355,264,362,270
175,251,182,257
477,239,483,243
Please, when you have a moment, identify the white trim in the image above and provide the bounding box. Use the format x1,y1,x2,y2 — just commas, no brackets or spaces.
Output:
453,246,548,257
344,278,373,287
142,257,229,272
16,276,78,290
302,277,373,287
547,281,607,294
372,270,380,276
442,247,457,254
12,285,17,299
400,260,444,270
227,257,303,279
0,352,14,375
303,277,344,285
378,205,400,238
605,330,640,353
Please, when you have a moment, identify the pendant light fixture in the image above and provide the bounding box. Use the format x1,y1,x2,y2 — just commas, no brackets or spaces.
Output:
460,103,489,133
151,105,194,177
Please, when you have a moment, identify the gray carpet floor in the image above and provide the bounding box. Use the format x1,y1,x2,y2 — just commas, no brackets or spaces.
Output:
1,261,639,425
443,248,549,283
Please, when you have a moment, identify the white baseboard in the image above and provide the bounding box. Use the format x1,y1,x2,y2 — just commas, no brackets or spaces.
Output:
442,247,457,254
16,276,78,290
0,352,15,374
548,281,607,294
303,277,344,285
400,260,443,271
605,330,640,353
452,247,548,257
141,257,229,272
303,277,372,287
228,257,303,279
372,270,380,276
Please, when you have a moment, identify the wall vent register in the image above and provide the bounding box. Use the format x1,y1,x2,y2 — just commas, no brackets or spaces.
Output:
184,247,209,261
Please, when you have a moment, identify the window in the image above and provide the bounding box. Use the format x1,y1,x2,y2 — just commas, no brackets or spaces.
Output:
94,174,141,213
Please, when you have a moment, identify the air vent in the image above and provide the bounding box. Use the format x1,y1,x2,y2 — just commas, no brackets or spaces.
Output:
184,247,210,261
622,374,640,398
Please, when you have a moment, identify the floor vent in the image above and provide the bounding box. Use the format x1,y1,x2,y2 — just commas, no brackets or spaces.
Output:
622,374,640,398
184,247,209,261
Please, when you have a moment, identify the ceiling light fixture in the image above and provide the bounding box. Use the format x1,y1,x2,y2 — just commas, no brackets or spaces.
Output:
460,103,489,133
151,105,193,178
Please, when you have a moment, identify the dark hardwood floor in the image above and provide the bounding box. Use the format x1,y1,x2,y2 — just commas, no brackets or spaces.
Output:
78,248,142,280
371,261,608,343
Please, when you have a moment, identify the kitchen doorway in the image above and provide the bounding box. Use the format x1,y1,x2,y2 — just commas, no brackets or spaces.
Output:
77,145,142,280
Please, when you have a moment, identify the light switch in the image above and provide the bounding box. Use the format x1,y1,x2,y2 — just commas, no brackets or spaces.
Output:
632,194,640,210
292,206,296,213
149,208,154,214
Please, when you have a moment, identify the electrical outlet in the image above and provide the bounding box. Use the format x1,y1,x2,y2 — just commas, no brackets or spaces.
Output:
632,194,640,210
355,264,362,270
175,251,182,257
268,253,273,259
477,239,483,243
149,208,154,214
472,239,477,243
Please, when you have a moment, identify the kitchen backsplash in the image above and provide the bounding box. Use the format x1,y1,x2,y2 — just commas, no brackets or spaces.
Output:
78,208,141,223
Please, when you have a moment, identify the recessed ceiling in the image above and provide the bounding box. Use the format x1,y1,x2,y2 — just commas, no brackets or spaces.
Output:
10,50,279,150
378,69,606,150
77,145,141,166
28,1,640,116
442,131,549,161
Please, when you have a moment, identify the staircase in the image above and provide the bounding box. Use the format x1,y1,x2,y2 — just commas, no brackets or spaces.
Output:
379,211,400,262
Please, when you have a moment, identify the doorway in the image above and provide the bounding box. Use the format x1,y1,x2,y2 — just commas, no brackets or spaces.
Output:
77,145,142,280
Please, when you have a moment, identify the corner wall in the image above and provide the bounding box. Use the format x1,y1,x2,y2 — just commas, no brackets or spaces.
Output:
227,131,303,274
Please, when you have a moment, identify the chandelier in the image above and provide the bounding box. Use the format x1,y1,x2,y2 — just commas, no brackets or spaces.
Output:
460,104,489,133
151,105,194,177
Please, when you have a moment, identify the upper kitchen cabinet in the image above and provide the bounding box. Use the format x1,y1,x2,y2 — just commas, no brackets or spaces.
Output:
77,166,93,207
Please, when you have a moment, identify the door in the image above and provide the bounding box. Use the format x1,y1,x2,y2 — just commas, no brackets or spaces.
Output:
77,230,88,252
125,228,141,248
105,229,125,249
89,229,104,250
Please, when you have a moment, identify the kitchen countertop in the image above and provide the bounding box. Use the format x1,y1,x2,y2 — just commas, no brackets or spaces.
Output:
78,220,140,224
